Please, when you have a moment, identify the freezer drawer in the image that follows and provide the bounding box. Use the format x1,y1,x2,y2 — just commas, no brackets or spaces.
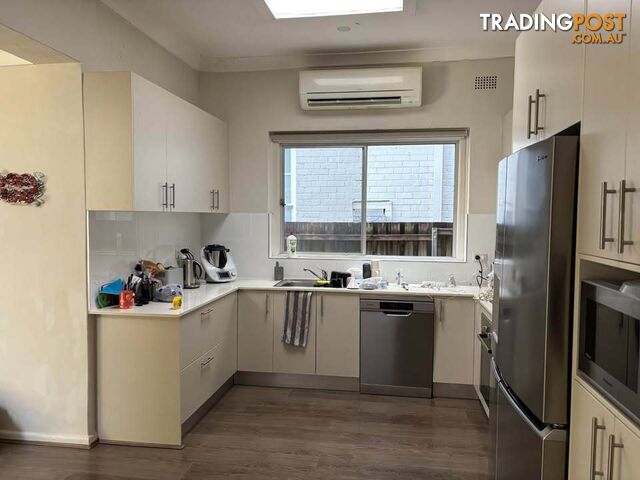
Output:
496,380,567,480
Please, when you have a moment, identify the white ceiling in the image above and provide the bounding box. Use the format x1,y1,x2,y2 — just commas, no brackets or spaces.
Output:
101,0,539,72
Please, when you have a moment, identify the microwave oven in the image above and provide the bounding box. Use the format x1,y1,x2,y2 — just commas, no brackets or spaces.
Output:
579,280,640,425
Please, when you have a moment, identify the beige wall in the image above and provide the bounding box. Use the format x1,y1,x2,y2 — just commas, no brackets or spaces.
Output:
0,63,89,444
199,57,515,214
0,0,199,104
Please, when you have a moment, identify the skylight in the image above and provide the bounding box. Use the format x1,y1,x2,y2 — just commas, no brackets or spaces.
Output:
264,0,404,19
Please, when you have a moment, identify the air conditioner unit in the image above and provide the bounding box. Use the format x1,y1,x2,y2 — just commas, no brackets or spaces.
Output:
299,67,422,110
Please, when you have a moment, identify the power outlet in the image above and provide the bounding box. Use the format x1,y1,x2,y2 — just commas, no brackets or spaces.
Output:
474,253,489,266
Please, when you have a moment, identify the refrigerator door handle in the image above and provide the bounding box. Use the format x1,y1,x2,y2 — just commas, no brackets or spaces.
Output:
497,380,563,440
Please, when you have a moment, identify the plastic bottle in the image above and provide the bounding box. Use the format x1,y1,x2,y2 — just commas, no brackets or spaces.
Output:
286,232,297,257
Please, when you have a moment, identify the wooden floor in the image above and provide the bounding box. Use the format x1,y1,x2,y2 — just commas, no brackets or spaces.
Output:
0,386,490,479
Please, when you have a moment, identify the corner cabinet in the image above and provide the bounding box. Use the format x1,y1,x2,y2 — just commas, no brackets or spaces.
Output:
84,72,228,213
511,0,585,152
569,379,640,479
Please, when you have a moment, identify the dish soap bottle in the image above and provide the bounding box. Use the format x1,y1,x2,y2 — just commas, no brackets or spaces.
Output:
286,232,297,257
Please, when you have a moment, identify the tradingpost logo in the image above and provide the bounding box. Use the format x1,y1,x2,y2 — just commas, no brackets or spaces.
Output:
481,12,626,44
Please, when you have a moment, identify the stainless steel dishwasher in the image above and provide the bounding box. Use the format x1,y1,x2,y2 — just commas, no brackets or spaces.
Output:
360,297,434,398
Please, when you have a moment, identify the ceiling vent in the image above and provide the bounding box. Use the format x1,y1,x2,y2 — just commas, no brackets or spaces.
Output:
299,67,422,110
474,75,498,90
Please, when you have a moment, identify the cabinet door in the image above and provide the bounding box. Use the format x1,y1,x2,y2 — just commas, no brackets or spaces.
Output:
132,74,169,212
237,291,273,372
568,381,615,479
272,291,317,375
166,96,212,213
538,0,585,137
316,293,359,378
611,418,640,480
215,293,237,381
512,11,544,152
210,115,229,213
433,299,475,385
578,0,630,260
623,0,640,265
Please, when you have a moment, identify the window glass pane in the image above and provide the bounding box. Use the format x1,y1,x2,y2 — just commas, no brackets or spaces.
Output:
283,147,362,254
366,144,456,256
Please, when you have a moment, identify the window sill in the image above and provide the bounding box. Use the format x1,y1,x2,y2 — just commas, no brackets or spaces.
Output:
269,253,467,263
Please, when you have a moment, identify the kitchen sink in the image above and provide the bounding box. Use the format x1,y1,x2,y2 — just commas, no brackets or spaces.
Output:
274,279,332,288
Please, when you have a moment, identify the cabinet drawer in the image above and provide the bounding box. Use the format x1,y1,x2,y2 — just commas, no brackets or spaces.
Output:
180,304,214,370
180,344,221,422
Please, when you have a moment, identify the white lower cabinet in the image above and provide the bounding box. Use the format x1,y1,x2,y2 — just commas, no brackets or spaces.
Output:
237,291,274,372
97,292,238,447
237,290,359,379
433,298,475,385
316,293,359,378
569,379,640,479
272,291,317,375
180,344,221,422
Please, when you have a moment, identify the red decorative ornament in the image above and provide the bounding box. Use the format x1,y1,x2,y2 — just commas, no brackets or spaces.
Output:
0,170,46,206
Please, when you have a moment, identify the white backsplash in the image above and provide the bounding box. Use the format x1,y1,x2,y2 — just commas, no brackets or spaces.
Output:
200,213,496,286
88,210,496,303
87,211,202,300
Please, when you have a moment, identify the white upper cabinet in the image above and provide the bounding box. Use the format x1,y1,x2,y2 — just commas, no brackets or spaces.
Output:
577,0,639,264
512,1,585,152
621,0,640,265
84,72,229,213
512,24,543,152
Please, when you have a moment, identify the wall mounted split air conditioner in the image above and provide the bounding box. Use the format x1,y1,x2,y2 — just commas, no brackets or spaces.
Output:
299,66,422,110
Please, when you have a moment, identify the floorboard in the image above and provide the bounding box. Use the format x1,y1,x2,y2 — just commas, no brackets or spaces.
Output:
0,386,490,479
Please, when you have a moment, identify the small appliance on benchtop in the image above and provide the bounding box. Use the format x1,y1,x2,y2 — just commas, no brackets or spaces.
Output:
200,244,237,283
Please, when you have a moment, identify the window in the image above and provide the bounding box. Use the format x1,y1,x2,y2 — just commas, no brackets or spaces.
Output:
273,130,467,258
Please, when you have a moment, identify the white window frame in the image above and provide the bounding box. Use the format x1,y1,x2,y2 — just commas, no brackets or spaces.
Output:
268,130,469,262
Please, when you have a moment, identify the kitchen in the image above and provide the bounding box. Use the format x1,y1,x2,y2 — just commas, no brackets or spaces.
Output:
0,1,639,479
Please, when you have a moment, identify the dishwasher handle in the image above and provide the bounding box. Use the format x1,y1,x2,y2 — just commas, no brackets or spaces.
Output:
382,311,413,317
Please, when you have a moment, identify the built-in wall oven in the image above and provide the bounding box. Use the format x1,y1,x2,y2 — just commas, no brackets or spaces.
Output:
477,309,493,413
579,280,640,425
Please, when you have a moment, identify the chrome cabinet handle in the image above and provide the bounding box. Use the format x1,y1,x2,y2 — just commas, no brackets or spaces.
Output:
606,434,624,480
533,89,545,135
617,179,636,254
215,189,220,210
527,95,535,139
170,183,176,209
265,294,270,315
162,183,169,210
210,190,215,210
200,356,214,367
600,182,617,249
201,307,214,316
590,417,606,479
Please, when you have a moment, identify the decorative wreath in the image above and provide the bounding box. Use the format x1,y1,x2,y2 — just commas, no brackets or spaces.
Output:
0,170,46,206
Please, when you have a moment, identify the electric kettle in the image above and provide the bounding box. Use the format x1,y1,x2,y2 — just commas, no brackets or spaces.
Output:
179,248,203,289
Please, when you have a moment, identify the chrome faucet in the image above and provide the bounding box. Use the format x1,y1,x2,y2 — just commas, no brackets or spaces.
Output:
395,268,404,285
304,268,328,281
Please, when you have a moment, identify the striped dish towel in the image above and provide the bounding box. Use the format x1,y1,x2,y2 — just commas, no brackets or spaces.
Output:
282,291,312,348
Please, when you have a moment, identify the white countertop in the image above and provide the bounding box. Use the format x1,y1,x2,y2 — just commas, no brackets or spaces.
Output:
89,278,481,318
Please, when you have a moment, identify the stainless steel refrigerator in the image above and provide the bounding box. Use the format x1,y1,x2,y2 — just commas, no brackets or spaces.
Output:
490,134,579,480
